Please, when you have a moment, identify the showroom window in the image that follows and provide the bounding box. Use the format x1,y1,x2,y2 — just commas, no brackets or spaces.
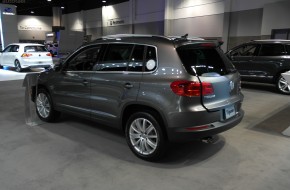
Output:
230,44,260,57
66,46,101,71
258,44,285,56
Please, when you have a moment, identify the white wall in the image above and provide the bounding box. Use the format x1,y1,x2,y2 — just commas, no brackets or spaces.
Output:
17,15,52,41
135,0,165,23
84,8,102,29
173,0,225,19
62,11,84,32
168,0,225,37
261,0,290,35
231,0,284,12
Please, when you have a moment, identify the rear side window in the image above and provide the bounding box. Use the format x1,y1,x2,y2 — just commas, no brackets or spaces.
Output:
97,44,134,71
95,44,157,72
258,44,285,56
177,46,234,76
24,46,47,52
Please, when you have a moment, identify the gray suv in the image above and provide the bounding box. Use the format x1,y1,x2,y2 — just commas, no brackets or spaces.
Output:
32,35,244,161
226,40,290,94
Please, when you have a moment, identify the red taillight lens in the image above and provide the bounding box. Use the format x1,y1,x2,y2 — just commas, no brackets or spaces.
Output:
170,80,214,97
21,53,32,57
46,53,52,57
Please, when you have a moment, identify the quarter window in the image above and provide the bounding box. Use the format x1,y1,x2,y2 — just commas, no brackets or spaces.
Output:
145,46,157,71
258,44,285,56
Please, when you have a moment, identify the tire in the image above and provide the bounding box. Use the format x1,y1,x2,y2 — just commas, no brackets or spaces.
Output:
14,60,22,72
125,112,166,161
35,88,61,122
276,75,290,95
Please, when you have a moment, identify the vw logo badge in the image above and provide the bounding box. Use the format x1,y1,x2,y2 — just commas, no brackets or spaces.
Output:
229,81,235,91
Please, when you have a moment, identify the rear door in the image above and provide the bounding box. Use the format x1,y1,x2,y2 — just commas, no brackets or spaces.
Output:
90,43,144,126
228,43,260,80
251,43,286,82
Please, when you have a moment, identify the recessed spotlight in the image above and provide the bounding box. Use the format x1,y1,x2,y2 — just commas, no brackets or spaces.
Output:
61,6,65,9
31,11,34,14
102,0,106,3
47,0,52,2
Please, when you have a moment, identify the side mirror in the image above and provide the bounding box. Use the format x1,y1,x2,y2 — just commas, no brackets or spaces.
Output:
54,58,65,72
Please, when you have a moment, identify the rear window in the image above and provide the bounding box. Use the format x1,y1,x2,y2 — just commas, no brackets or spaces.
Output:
24,46,47,52
177,45,235,76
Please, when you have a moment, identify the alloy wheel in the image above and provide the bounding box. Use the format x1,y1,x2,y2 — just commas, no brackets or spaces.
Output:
36,93,51,118
129,118,158,155
278,76,290,94
15,60,21,72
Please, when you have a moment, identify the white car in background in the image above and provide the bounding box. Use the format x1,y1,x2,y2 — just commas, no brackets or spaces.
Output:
0,43,53,72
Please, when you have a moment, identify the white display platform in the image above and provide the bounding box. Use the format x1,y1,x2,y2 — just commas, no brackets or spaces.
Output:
23,73,44,127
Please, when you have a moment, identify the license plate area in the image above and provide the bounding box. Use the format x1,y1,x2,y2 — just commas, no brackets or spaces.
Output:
224,105,236,120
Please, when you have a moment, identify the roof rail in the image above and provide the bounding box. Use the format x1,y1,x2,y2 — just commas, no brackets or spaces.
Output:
99,34,170,40
252,39,290,42
96,34,204,41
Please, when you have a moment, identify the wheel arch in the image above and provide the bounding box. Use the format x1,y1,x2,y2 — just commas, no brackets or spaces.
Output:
274,69,290,83
31,84,50,102
121,104,168,140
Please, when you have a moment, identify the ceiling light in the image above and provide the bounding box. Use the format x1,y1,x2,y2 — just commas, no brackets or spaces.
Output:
47,0,52,2
102,0,106,3
31,11,34,14
61,6,65,9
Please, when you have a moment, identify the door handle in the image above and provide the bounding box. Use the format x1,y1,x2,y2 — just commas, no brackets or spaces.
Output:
82,80,89,85
124,83,133,89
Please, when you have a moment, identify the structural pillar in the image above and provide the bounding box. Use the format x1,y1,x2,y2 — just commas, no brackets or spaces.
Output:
0,3,19,50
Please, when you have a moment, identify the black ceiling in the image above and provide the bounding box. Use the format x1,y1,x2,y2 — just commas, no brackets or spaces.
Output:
3,0,129,16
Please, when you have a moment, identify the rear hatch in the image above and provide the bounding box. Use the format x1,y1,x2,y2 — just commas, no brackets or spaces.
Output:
22,45,52,64
176,41,243,119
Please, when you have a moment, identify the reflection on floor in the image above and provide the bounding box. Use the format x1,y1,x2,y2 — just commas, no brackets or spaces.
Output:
0,69,27,81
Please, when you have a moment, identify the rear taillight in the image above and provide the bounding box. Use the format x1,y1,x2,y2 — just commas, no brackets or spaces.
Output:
21,53,32,57
170,80,214,97
46,53,52,57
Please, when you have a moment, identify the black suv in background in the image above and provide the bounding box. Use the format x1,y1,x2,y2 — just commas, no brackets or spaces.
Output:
226,40,290,94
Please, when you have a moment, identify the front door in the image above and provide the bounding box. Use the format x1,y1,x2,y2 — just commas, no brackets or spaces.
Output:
50,45,101,118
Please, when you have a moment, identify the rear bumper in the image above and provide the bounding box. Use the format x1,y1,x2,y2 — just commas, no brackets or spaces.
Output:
166,109,244,142
21,63,53,69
